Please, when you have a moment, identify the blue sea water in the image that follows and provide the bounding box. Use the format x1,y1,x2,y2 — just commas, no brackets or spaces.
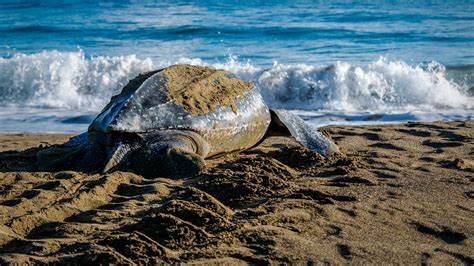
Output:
0,1,473,132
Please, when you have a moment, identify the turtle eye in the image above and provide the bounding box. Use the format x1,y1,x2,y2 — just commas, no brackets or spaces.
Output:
141,144,168,156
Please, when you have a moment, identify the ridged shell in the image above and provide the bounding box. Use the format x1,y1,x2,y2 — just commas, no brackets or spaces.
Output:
89,66,271,137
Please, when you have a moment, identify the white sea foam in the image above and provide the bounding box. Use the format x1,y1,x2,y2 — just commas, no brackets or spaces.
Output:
0,50,153,110
0,51,472,132
1,51,472,112
167,56,474,113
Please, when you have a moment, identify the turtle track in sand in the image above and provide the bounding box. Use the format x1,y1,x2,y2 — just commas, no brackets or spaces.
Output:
0,138,356,264
0,121,473,264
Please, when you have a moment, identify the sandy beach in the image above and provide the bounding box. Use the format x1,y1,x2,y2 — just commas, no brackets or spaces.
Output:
0,120,472,264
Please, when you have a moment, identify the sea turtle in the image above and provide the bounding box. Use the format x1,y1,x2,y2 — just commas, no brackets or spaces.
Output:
37,65,338,178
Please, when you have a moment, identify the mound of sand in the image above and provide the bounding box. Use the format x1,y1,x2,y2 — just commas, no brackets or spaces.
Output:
0,121,473,264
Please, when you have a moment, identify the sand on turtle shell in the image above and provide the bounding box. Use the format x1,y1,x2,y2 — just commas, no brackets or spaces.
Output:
161,65,254,115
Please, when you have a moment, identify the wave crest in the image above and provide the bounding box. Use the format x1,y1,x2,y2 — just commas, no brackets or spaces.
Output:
0,50,153,109
0,51,472,113
254,59,472,111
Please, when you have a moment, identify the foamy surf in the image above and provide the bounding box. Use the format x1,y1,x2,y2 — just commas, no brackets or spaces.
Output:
0,50,472,132
0,50,154,110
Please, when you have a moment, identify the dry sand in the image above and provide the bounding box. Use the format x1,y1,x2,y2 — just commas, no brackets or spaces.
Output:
0,121,472,264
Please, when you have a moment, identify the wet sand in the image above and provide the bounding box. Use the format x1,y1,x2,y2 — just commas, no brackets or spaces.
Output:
0,121,473,264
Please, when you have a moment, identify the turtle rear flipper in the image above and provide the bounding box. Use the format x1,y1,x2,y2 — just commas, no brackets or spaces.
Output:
268,109,339,156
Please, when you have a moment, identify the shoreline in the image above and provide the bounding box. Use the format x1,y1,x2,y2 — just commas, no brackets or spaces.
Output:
0,120,473,264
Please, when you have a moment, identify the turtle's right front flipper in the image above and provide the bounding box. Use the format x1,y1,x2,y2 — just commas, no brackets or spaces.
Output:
268,109,339,156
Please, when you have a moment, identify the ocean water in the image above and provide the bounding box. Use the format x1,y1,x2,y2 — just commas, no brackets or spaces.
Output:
1,1,473,133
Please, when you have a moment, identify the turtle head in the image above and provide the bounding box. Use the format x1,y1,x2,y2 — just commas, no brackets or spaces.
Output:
129,146,206,179
103,130,207,179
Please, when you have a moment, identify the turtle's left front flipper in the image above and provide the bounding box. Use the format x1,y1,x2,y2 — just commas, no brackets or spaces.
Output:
268,109,339,156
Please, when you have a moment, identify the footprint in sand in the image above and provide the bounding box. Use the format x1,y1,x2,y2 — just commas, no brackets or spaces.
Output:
412,222,467,245
369,142,406,151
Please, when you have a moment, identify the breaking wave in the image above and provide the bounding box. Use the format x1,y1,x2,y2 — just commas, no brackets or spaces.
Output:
0,50,472,113
0,50,154,110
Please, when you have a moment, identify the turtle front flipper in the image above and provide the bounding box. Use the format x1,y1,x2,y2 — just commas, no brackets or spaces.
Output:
129,130,208,179
37,131,107,172
103,134,143,173
268,109,339,156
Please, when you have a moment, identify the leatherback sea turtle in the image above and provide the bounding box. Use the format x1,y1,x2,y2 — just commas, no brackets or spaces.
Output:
37,65,338,178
